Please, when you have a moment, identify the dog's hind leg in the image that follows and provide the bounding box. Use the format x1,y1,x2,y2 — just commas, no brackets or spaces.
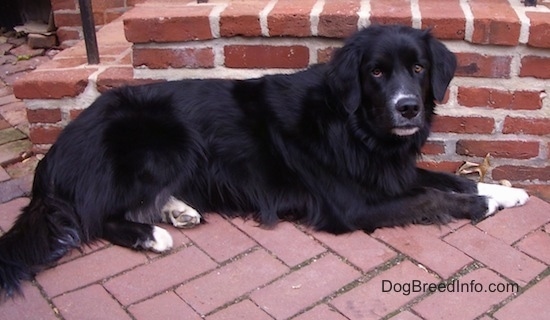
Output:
161,196,202,228
102,217,173,253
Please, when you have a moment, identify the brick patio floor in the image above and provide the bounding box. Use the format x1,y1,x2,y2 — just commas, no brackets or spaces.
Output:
1,37,550,320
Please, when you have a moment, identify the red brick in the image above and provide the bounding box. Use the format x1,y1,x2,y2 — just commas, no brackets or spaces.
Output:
517,230,550,265
175,249,288,315
493,165,550,182
431,115,494,134
250,254,361,319
93,12,107,25
129,291,202,320
29,125,63,145
182,215,256,263
457,87,543,110
104,246,216,305
53,12,83,27
508,90,544,110
412,268,513,320
503,117,550,135
58,240,109,264
36,246,148,297
2,282,58,320
207,300,273,320
370,0,412,26
317,47,337,63
127,0,149,6
493,276,550,320
51,0,77,11
268,0,317,37
13,69,96,99
233,220,325,267
220,0,270,37
104,8,127,24
469,0,521,45
119,51,132,65
520,56,550,79
26,109,62,124
476,197,550,244
419,0,465,39
38,57,88,70
373,226,473,279
463,86,512,108
293,304,349,320
124,6,213,43
311,230,396,272
318,0,360,38
444,224,546,286
405,219,468,239
32,144,52,154
0,166,9,181
53,285,131,320
132,47,215,69
332,260,439,319
522,185,550,203
421,140,445,155
224,45,309,69
94,20,130,47
0,95,18,109
0,85,13,96
416,161,462,173
455,52,512,78
526,12,550,48
456,140,539,159
91,0,125,12
69,109,85,120
96,66,163,93
56,28,81,45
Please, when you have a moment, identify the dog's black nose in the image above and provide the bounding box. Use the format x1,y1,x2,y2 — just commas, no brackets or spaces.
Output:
395,97,420,119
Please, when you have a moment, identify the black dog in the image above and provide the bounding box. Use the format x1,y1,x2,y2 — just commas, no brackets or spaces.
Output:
0,25,528,297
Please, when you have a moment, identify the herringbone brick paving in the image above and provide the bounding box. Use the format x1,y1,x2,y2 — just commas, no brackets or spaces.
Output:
1,24,550,320
1,193,550,319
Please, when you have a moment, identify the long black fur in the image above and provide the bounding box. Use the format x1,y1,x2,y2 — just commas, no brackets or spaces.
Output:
0,25,491,298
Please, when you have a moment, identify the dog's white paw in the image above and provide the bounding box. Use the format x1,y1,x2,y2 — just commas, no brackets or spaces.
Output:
161,196,201,228
478,183,529,217
485,198,500,217
144,226,174,253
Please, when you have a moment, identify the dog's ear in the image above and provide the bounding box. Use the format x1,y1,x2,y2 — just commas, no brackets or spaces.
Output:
426,34,457,102
327,44,362,114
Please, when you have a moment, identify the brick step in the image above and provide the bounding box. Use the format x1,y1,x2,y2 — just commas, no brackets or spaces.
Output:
10,0,550,191
123,0,550,72
124,0,550,46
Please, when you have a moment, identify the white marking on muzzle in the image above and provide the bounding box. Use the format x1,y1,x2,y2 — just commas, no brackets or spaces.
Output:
391,91,421,136
392,127,420,136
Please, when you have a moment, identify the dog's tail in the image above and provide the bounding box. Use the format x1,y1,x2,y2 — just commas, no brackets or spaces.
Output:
0,162,81,299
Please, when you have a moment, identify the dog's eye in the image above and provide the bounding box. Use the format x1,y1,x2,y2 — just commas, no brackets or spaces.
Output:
413,64,424,73
371,68,383,77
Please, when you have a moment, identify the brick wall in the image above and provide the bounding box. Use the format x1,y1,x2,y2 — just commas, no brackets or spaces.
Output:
51,0,147,47
14,0,550,191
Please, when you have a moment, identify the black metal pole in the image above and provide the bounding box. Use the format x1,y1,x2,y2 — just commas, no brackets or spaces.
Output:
78,0,100,64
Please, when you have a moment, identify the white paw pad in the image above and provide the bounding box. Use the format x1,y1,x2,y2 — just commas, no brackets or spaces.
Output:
161,196,201,228
144,226,174,253
478,183,529,217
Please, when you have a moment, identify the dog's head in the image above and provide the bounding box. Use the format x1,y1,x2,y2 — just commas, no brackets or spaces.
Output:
328,25,456,141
